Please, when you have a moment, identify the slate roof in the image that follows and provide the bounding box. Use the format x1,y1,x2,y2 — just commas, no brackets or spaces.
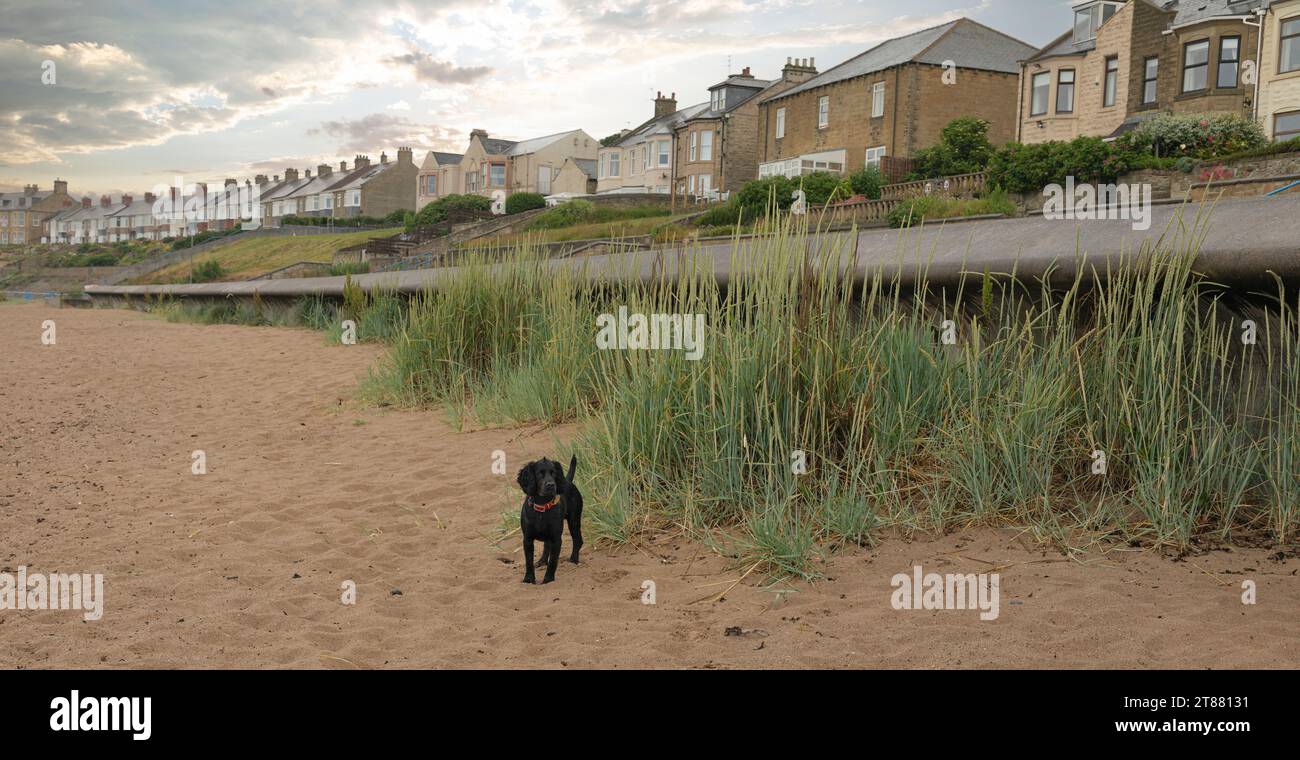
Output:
506,129,588,156
1168,0,1263,27
573,158,597,178
613,103,710,147
764,18,1037,103
429,151,463,165
0,191,51,209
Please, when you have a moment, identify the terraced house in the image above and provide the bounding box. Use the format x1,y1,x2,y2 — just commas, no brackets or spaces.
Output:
1258,0,1300,141
461,128,597,198
1017,0,1266,143
672,60,819,199
1,181,73,245
598,93,706,195
757,19,1036,180
417,151,463,206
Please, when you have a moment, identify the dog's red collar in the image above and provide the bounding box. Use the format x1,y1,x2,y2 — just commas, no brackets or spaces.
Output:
530,496,560,513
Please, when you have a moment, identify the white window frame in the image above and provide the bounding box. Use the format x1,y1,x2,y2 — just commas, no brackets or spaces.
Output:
690,131,698,162
609,151,621,178
658,140,670,167
776,107,786,139
818,96,830,129
865,146,887,169
700,130,713,162
871,82,885,118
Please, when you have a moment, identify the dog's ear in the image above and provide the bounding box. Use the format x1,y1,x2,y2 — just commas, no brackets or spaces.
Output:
516,461,536,496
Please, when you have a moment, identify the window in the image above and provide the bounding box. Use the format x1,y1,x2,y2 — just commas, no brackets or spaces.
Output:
610,152,621,177
489,164,505,187
1056,69,1075,113
1218,36,1240,88
1281,17,1300,74
688,175,696,195
865,146,886,169
467,171,479,192
1030,71,1050,116
1074,5,1097,44
307,196,316,211
1276,111,1300,142
425,175,437,195
871,82,885,118
325,194,333,210
689,131,698,161
1103,57,1119,107
658,141,670,166
1142,57,1159,104
700,130,713,162
818,96,829,128
1183,40,1209,93
710,89,726,111
14,211,23,225
699,174,712,195
776,107,786,139
346,190,361,206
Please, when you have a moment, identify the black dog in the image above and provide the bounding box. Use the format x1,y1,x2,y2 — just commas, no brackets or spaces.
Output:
516,456,584,584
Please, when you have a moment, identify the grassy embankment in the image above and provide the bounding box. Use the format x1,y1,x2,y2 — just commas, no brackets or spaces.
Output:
133,228,400,284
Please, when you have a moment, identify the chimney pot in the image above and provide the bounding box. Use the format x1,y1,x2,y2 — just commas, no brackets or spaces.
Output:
339,161,348,172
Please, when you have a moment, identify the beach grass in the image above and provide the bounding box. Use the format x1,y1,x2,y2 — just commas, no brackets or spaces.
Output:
146,212,1300,574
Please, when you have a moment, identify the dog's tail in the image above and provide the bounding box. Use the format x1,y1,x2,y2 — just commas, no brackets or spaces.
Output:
567,455,578,485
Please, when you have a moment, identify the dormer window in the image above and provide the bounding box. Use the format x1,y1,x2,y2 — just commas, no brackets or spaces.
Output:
1073,1,1121,45
710,89,727,111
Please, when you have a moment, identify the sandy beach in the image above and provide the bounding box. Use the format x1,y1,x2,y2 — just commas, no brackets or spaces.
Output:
1,302,1296,669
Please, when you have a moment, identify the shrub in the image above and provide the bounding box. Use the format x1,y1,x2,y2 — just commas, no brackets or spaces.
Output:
798,171,853,205
411,194,494,228
736,176,796,218
987,136,1128,194
529,199,596,229
887,187,1016,228
909,117,995,179
1123,112,1268,159
383,209,414,225
190,258,226,283
848,166,884,200
505,192,547,215
694,200,743,227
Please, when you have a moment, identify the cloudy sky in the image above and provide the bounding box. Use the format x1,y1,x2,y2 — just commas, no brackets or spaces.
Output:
0,0,1069,197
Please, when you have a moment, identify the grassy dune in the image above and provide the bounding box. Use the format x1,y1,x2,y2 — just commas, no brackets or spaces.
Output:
150,215,1300,575
134,228,400,284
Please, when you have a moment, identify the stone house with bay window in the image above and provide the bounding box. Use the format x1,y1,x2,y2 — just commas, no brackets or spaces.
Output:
597,93,704,195
1017,1,1267,144
1258,0,1300,141
672,60,819,199
461,128,597,199
757,18,1035,181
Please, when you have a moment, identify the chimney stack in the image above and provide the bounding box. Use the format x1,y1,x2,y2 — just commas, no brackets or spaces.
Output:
25,184,38,195
255,174,268,185
81,196,92,208
339,160,348,172
397,146,413,165
654,91,677,119
100,195,111,208
470,128,488,140
54,180,68,195
317,163,333,178
782,56,819,84
354,155,371,170
284,168,299,182
741,66,752,77
379,151,388,165
224,178,237,187
303,168,312,179
126,194,138,205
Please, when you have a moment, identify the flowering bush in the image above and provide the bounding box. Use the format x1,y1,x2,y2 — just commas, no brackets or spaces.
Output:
1120,113,1267,159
